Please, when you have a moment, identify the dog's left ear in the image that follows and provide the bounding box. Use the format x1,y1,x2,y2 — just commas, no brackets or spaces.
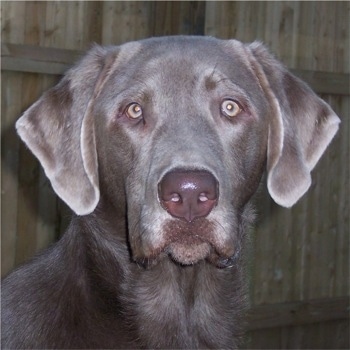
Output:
247,42,340,207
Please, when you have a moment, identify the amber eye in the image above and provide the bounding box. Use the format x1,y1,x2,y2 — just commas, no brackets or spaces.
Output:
221,99,242,118
126,103,143,119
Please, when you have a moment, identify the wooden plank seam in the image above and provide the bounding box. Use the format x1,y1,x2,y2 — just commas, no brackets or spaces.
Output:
1,43,349,95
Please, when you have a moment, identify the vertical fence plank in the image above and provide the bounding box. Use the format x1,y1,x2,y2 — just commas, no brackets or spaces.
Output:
334,96,350,297
1,72,22,275
205,1,238,38
152,1,205,36
1,1,26,274
101,2,153,45
44,1,69,49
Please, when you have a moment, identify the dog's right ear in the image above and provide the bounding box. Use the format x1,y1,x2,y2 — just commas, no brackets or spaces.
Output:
16,45,118,215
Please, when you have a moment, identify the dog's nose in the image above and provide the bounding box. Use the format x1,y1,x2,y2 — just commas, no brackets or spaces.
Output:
159,170,218,222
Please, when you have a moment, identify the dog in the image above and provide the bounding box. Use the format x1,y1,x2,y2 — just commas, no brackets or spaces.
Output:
2,36,340,349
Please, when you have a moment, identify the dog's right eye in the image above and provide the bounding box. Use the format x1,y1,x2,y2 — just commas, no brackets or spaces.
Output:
126,103,143,119
221,99,242,118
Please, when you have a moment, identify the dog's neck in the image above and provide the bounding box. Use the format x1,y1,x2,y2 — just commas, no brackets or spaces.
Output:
74,209,247,348
123,259,246,348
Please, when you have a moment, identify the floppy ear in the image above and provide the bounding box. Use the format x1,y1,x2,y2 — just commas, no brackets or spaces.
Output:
16,45,119,215
247,42,340,207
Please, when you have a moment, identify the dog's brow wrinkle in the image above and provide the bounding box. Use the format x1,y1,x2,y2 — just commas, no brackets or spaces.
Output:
209,62,219,79
214,77,232,84
205,76,217,91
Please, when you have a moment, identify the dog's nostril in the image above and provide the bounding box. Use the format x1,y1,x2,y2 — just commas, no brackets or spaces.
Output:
159,170,218,222
170,193,181,202
199,193,209,202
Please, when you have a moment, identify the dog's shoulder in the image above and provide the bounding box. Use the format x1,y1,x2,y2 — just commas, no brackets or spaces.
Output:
1,228,88,347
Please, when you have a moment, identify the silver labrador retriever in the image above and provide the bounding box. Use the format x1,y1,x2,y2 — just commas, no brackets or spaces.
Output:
2,36,340,349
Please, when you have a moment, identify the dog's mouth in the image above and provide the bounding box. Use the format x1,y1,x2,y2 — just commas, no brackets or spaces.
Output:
137,218,237,268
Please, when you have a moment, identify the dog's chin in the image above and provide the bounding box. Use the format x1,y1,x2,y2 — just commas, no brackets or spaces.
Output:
166,241,211,265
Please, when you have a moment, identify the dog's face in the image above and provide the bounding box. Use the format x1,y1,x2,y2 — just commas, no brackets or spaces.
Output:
16,37,340,267
94,38,270,266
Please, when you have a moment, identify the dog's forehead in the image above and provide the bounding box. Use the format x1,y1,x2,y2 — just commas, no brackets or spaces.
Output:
115,37,256,88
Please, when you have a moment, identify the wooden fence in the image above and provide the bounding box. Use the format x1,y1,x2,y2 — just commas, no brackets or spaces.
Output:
1,1,349,348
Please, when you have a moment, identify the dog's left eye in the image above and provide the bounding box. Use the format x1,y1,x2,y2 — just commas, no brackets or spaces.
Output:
221,100,242,118
126,103,143,119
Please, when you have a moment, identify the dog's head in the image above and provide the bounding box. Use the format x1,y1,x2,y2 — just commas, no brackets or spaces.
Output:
16,37,340,267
